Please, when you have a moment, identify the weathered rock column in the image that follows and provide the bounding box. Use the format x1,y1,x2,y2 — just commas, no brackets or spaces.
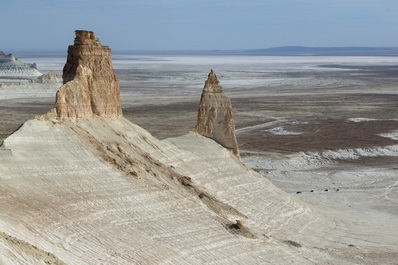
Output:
194,70,240,158
52,30,122,121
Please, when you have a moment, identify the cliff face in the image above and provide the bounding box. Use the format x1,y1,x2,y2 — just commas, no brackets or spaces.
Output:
194,70,240,158
0,51,42,78
37,71,60,83
53,30,122,121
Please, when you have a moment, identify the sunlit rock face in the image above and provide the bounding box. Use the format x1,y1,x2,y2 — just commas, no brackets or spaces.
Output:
194,70,240,158
53,30,122,121
37,71,60,83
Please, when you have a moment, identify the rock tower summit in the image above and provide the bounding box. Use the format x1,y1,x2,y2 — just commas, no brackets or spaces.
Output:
51,30,122,121
194,70,240,158
203,69,224,93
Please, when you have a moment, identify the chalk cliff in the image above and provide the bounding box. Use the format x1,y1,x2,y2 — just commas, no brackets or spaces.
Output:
0,51,42,78
51,30,122,121
194,70,240,157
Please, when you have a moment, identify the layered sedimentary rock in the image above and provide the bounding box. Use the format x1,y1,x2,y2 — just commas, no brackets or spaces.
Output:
52,30,122,121
0,51,42,78
37,70,60,83
194,70,240,157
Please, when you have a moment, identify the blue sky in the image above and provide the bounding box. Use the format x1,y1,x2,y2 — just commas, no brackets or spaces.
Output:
1,0,398,51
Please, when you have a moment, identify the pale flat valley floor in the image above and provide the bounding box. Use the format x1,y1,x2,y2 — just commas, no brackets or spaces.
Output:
1,55,398,262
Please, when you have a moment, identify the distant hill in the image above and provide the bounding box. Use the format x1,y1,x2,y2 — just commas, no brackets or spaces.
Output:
244,46,398,56
0,50,42,78
114,46,398,56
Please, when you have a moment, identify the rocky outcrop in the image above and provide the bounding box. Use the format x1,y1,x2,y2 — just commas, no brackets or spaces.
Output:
0,52,16,64
0,51,42,78
51,30,122,121
37,71,60,83
194,70,240,158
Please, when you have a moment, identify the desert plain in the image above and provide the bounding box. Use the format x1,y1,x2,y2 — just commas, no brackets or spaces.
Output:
1,53,398,264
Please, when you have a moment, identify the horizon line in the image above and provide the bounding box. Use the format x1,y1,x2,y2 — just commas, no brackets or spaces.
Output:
3,46,398,52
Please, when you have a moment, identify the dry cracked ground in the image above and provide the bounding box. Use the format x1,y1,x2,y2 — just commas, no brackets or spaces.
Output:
3,63,398,156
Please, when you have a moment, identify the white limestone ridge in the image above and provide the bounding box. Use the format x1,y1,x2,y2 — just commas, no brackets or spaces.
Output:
0,69,61,100
0,32,397,264
0,51,42,78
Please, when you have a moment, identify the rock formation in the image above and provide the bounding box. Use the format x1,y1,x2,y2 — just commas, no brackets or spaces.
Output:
0,51,42,78
194,70,240,158
51,30,122,121
37,70,60,83
1,32,397,265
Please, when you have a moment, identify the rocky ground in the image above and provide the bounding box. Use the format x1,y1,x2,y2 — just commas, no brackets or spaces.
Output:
2,56,398,163
2,57,398,163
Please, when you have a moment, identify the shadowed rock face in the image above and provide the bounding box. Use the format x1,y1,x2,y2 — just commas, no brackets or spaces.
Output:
53,30,122,121
194,70,240,158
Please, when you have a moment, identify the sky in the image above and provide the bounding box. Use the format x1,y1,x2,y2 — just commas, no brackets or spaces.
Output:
1,0,398,51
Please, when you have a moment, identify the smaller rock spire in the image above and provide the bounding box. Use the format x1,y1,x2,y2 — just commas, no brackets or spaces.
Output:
194,70,240,158
204,69,224,93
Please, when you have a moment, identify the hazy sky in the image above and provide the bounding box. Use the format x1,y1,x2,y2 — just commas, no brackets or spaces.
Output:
1,0,398,51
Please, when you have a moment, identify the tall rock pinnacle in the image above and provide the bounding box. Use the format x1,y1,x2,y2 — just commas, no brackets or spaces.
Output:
194,70,240,158
52,30,122,120
203,69,224,93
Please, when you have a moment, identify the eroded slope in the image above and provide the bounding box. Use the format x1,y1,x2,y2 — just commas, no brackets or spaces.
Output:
1,116,397,264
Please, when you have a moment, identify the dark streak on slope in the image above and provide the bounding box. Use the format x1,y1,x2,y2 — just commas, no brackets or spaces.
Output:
0,231,67,265
70,122,257,239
